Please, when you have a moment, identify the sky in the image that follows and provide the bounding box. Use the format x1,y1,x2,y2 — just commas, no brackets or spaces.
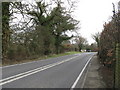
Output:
71,0,119,44
12,0,119,44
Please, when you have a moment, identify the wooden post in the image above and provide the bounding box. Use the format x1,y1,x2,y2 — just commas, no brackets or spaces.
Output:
115,43,120,88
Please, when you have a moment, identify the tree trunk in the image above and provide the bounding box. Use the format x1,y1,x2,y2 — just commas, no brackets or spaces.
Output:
2,2,10,61
55,35,60,54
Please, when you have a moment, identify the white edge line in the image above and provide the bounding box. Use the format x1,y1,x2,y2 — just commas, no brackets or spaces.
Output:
1,54,80,68
81,62,91,88
71,56,93,89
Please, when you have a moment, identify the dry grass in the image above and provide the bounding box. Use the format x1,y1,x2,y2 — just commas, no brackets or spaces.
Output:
2,51,81,66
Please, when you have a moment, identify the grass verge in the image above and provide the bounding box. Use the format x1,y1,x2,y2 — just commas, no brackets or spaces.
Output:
1,51,81,67
48,51,81,58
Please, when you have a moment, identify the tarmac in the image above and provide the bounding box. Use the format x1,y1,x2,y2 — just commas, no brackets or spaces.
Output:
83,55,106,88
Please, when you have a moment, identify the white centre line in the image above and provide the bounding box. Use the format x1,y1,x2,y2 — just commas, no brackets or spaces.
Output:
0,55,80,86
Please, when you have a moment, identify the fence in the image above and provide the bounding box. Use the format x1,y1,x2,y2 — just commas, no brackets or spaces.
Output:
115,43,120,88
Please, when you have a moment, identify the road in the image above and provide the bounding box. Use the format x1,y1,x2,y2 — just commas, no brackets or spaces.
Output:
1,52,96,88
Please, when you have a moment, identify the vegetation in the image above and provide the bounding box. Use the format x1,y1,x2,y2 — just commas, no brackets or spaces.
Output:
93,2,120,88
92,32,100,54
2,0,119,88
1,51,81,66
2,1,81,64
2,2,10,61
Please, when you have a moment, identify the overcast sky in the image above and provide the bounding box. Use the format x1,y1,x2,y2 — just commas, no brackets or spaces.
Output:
71,0,119,44
13,0,119,44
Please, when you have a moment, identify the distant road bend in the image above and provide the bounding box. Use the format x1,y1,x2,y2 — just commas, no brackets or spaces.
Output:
1,52,96,88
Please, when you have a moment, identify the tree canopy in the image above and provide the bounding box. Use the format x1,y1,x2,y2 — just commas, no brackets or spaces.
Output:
2,0,79,62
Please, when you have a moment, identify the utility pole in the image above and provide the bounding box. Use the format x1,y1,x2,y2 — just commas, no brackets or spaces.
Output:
112,3,120,88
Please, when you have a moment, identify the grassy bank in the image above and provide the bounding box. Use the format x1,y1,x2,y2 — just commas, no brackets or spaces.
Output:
48,51,81,58
1,51,81,66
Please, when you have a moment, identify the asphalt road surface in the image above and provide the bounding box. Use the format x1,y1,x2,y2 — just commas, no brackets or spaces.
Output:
1,52,96,88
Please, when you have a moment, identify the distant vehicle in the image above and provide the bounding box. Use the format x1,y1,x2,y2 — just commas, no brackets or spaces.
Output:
86,49,91,52
81,50,86,52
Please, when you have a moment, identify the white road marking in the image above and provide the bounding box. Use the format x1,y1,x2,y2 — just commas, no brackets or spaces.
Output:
0,55,80,86
1,60,40,68
81,63,91,88
71,56,93,89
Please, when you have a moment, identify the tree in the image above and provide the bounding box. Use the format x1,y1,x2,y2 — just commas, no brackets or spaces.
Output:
51,2,78,54
112,2,120,88
92,32,100,55
2,0,79,62
2,2,11,61
97,2,120,87
92,32,100,48
74,36,87,52
20,1,57,55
